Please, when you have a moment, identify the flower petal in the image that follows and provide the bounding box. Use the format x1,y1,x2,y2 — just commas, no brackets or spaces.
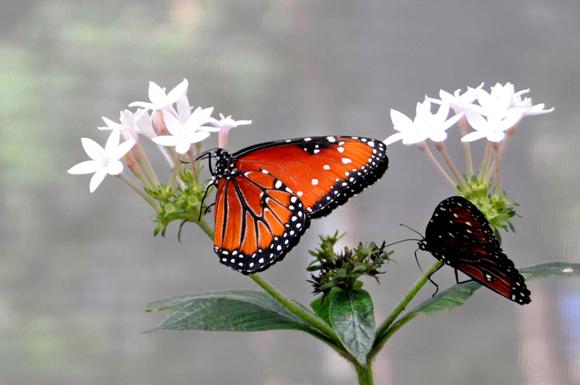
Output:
167,78,189,104
499,110,523,131
81,138,104,161
162,111,185,136
235,119,252,126
383,132,404,145
113,139,136,160
89,171,108,193
106,160,124,176
187,130,211,144
176,94,192,122
429,131,447,142
464,110,488,131
461,131,487,143
175,141,192,155
152,135,178,147
148,81,167,105
442,112,464,130
487,130,506,142
526,104,554,116
135,109,157,138
433,102,450,123
104,130,121,154
128,101,154,109
99,116,120,131
390,109,412,131
68,160,100,175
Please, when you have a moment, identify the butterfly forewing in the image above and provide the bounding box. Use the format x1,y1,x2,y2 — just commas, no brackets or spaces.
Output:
213,170,309,274
424,196,531,305
233,136,388,218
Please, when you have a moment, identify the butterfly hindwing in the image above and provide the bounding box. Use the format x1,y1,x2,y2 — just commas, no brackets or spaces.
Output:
423,196,531,305
233,136,388,218
213,170,309,274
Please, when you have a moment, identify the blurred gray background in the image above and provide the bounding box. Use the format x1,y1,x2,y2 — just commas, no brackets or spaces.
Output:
0,0,579,384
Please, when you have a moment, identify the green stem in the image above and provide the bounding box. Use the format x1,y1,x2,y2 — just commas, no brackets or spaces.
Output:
355,364,374,385
458,116,474,176
479,142,492,178
195,217,346,354
195,215,215,239
434,142,464,184
369,260,443,360
117,173,160,212
418,143,457,189
249,274,342,345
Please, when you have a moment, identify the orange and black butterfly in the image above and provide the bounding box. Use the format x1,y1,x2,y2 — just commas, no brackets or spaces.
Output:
419,196,531,304
199,136,388,274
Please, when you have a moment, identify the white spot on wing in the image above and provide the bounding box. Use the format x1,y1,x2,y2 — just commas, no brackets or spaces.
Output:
342,158,352,164
311,178,319,186
323,164,331,170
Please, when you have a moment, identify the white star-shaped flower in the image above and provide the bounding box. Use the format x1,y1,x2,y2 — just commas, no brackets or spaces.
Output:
68,130,136,193
152,110,212,154
129,79,189,112
99,109,157,140
460,82,553,142
461,109,522,143
210,113,253,132
435,83,484,112
510,88,554,116
385,99,462,145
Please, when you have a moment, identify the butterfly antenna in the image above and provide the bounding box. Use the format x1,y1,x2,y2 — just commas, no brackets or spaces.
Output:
383,238,421,248
400,223,424,239
194,148,219,162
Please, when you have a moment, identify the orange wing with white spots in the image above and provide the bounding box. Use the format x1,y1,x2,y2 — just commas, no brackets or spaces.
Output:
213,170,309,274
233,136,388,218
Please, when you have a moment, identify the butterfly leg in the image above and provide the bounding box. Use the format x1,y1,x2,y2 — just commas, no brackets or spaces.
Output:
204,202,215,215
197,183,215,221
427,264,444,297
428,275,439,296
454,269,473,284
414,248,423,272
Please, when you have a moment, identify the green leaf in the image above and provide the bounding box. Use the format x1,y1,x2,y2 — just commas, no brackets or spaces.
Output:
329,289,375,364
310,288,340,325
408,262,580,318
145,290,314,333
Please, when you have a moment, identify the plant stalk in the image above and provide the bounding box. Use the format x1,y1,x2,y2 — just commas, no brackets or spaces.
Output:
434,142,464,184
355,363,374,385
249,274,342,345
195,216,345,351
370,260,443,360
458,116,474,176
117,173,160,211
417,142,457,188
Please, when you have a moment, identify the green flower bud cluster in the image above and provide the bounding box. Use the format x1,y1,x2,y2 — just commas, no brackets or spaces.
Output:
307,232,393,295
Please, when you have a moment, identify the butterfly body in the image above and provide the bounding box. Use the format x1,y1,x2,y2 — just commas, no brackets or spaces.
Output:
207,136,388,274
420,196,531,305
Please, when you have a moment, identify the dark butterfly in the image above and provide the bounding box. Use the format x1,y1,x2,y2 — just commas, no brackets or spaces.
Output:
200,136,389,274
418,196,531,305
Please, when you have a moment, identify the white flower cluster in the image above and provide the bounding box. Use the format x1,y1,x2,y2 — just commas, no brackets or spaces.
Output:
385,82,553,146
68,79,252,192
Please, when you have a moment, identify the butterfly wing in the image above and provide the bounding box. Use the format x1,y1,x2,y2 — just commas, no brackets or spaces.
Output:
424,196,531,304
213,169,309,274
232,136,388,218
